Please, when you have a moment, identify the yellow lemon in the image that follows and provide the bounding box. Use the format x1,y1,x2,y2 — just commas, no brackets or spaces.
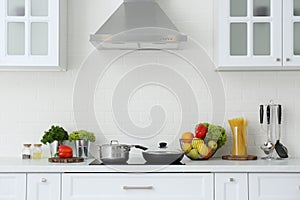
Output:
181,143,192,153
197,143,209,156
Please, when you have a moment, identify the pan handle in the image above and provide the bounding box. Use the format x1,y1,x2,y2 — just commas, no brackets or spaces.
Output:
133,145,148,151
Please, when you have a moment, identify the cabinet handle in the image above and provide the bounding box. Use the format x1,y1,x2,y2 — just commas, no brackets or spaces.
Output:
41,178,47,183
286,58,291,62
276,58,281,62
123,186,153,190
229,178,235,182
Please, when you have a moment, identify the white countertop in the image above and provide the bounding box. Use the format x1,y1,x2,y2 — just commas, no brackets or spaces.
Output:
1,157,300,173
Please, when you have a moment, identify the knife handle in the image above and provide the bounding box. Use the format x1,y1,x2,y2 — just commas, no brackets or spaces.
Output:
266,105,270,124
259,105,264,124
278,104,282,125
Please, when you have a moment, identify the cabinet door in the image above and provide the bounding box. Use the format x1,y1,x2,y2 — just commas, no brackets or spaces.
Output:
249,173,300,200
27,173,61,200
0,173,26,200
217,0,282,67
283,0,300,66
215,173,248,200
0,0,66,70
62,173,213,200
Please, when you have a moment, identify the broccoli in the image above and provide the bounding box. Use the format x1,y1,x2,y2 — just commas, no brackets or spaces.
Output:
205,124,227,148
69,130,96,142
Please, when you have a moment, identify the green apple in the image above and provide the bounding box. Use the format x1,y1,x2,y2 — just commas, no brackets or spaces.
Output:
188,149,199,159
208,140,218,150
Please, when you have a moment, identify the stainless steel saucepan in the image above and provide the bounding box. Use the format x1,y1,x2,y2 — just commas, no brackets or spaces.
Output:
99,140,147,164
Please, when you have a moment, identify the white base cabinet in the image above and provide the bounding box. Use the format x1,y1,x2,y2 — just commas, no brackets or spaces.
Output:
2,172,300,200
62,173,214,200
27,173,61,200
0,173,26,200
249,173,300,200
215,173,248,200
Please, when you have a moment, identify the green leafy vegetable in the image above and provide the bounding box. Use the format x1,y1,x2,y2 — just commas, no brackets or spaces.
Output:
40,125,69,144
205,124,227,148
69,130,96,142
68,131,80,141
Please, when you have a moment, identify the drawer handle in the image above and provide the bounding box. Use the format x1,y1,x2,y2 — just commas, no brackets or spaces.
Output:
41,178,47,183
123,186,153,190
229,178,235,182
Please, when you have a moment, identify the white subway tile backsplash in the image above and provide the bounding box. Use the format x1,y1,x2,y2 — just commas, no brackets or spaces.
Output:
1,0,300,158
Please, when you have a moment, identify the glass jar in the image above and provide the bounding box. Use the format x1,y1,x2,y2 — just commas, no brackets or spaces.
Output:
22,144,31,159
32,144,43,159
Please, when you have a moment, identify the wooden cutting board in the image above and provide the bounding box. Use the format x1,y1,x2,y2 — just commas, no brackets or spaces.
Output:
48,157,84,163
222,155,257,161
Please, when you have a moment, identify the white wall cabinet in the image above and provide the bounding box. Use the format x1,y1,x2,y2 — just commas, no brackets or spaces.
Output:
249,173,300,200
0,173,26,200
27,173,61,200
0,0,67,71
215,0,300,70
62,173,214,200
215,173,248,200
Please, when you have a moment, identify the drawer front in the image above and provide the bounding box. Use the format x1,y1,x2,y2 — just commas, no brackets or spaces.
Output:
0,173,26,200
215,173,248,200
27,173,61,200
249,173,300,200
62,173,213,200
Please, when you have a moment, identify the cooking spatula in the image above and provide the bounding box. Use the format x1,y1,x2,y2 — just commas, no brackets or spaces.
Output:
275,105,288,158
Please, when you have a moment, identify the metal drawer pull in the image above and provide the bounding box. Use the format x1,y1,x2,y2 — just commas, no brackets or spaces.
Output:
276,58,281,62
229,178,235,182
41,178,47,182
123,186,153,190
298,186,300,190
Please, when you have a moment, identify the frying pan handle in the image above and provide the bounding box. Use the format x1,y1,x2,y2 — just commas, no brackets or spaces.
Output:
134,145,148,151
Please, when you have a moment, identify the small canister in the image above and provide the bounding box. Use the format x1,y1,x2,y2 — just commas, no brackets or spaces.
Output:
32,144,43,159
22,144,32,159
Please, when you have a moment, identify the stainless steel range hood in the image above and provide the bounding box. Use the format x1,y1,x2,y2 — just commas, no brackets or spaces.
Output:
90,0,187,50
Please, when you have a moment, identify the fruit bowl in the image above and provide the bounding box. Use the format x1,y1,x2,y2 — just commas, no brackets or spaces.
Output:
179,138,218,160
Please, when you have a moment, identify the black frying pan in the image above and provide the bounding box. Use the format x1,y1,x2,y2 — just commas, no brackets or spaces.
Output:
138,142,184,164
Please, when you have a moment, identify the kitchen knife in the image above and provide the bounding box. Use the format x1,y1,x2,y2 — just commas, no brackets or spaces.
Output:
259,104,264,128
266,105,271,141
